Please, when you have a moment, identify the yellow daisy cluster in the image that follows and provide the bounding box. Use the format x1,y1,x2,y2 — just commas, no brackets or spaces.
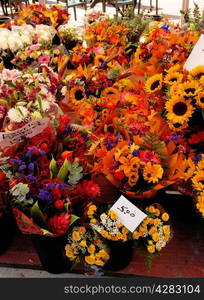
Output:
86,203,130,242
65,226,110,267
132,204,171,254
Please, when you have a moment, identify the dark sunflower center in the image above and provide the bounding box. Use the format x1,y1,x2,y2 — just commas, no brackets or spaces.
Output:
151,80,160,90
75,90,84,101
197,73,204,79
200,180,204,185
185,88,195,94
200,97,204,103
99,58,104,63
169,78,177,82
173,102,188,116
107,91,114,95
173,59,179,64
174,123,182,128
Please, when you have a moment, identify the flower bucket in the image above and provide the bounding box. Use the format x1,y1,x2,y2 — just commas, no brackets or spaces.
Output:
64,41,78,51
104,240,133,272
31,234,72,274
2,55,15,70
0,212,15,256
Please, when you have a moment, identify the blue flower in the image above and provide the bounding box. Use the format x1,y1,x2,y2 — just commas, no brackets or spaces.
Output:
38,190,52,203
133,149,139,156
27,175,37,182
28,162,35,174
162,24,170,30
193,154,202,164
10,159,22,165
25,148,35,157
18,164,26,171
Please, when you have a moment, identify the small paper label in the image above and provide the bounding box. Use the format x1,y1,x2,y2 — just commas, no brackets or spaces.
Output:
184,34,204,71
0,118,49,148
110,195,147,232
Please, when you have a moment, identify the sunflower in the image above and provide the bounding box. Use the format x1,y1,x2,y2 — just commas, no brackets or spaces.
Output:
168,120,188,132
143,162,163,184
165,64,181,74
164,72,183,85
169,84,181,97
94,55,106,66
179,80,200,98
196,91,204,108
69,86,86,105
102,87,118,98
197,156,204,171
180,158,196,181
190,66,204,79
145,74,163,93
165,96,195,124
192,171,204,192
196,192,204,217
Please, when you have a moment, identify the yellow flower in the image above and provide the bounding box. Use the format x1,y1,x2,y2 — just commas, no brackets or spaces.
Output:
190,65,204,79
164,72,183,85
70,86,86,106
166,64,181,74
101,230,109,238
154,209,160,217
152,232,160,242
196,192,204,217
165,96,195,124
197,156,204,170
179,158,196,181
161,213,169,222
162,225,171,234
149,226,157,236
145,74,163,93
119,155,140,177
168,121,188,132
108,210,118,220
90,218,97,224
143,162,163,183
79,240,87,247
153,218,161,226
156,245,162,252
95,259,105,266
147,245,155,254
179,80,200,98
122,227,129,234
148,240,154,245
88,244,96,254
102,87,118,98
94,55,106,66
192,171,204,192
85,255,95,265
132,231,141,240
196,92,204,108
72,231,80,241
98,250,110,260
164,234,170,242
79,226,86,234
147,206,156,214
121,234,128,241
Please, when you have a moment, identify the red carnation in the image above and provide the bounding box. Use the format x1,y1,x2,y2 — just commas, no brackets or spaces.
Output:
114,171,124,181
54,200,64,210
57,115,71,133
52,188,62,200
0,171,6,186
48,212,70,235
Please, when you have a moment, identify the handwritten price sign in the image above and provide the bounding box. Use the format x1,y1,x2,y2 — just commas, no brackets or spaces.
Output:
184,34,204,71
110,196,147,232
0,118,49,148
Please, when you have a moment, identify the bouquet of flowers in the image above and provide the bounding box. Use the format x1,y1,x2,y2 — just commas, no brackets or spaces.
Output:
65,226,110,270
57,25,82,51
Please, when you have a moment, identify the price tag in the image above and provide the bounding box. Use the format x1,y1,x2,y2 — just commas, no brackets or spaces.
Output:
0,118,49,148
110,195,147,232
184,34,204,71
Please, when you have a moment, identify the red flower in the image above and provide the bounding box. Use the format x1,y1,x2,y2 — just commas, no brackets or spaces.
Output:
61,151,73,162
189,131,204,144
48,212,70,235
52,188,61,200
76,180,100,199
0,171,6,186
54,200,64,210
57,114,71,133
114,171,124,180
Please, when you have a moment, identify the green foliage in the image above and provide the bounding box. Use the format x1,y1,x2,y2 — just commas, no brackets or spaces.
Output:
57,159,70,182
133,240,159,271
142,132,169,160
67,160,83,185
31,201,45,228
180,2,202,30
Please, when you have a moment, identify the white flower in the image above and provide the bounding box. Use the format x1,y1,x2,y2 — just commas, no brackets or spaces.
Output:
10,183,33,204
34,100,51,112
61,86,67,96
8,106,29,123
156,239,166,249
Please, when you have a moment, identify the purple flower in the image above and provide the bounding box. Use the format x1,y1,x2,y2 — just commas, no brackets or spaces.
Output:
38,190,52,203
106,142,112,150
28,162,35,174
193,154,202,164
65,124,72,134
18,164,26,171
26,148,35,157
27,175,37,182
133,149,139,156
10,159,22,165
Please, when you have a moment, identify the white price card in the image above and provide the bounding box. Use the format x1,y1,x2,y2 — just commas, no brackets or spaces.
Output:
0,118,49,148
110,195,147,232
184,34,204,71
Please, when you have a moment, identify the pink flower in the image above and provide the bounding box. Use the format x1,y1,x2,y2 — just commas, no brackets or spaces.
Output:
29,44,41,51
38,55,50,64
140,150,160,164
94,47,105,55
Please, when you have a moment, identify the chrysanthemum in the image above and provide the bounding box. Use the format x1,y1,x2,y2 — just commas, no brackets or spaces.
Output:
143,162,163,184
165,96,195,124
196,92,204,108
145,74,163,93
179,80,200,98
196,192,204,218
164,72,183,85
69,86,86,105
8,106,29,123
190,65,204,79
192,171,204,192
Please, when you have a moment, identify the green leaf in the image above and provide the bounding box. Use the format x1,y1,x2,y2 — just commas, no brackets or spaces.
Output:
107,69,120,80
31,202,45,228
70,214,79,225
57,159,69,182
49,156,58,178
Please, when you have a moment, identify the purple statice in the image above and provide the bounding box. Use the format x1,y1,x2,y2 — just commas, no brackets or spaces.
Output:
165,136,181,141
38,190,52,203
10,159,22,165
133,149,139,156
28,162,35,175
193,154,202,164
25,148,36,157
18,164,26,171
27,175,37,182
65,124,72,135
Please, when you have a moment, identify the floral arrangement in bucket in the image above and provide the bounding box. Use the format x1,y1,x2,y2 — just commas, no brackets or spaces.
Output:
57,25,83,51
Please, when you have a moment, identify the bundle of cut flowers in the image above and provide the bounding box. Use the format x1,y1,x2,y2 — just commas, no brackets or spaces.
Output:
133,22,199,76
0,65,62,134
132,203,172,256
15,4,69,28
65,226,110,270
